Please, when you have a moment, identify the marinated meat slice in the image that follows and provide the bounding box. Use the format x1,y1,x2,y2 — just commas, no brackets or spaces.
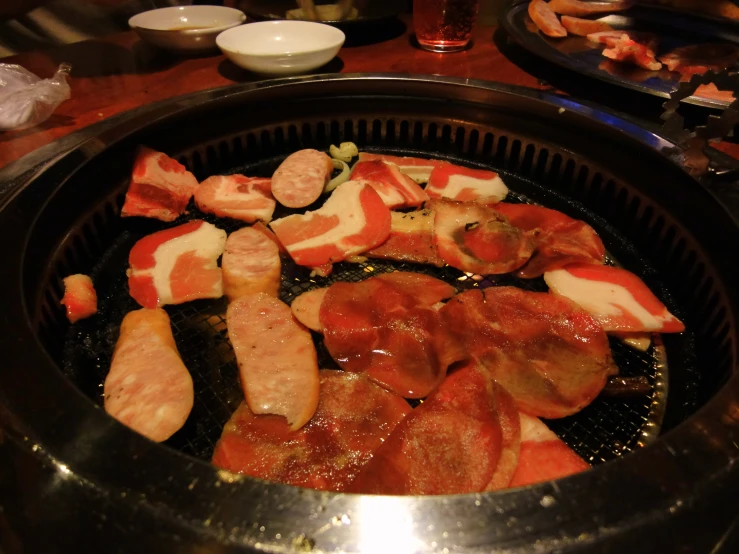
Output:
529,0,567,38
351,159,429,209
194,174,275,223
430,198,536,275
348,363,516,495
658,43,739,73
320,273,463,398
425,164,509,203
227,293,320,430
121,146,199,222
544,263,685,332
271,149,333,208
587,30,658,54
291,287,327,332
548,0,631,17
494,202,605,278
269,181,391,268
508,413,589,487
222,226,281,301
127,220,226,308
561,15,613,35
440,287,618,419
60,274,97,323
211,371,411,491
603,37,662,71
104,309,194,442
365,209,446,267
357,152,449,183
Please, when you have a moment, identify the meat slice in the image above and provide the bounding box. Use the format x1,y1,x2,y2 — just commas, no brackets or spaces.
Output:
508,413,589,487
271,149,333,208
351,159,429,209
211,371,411,491
104,309,194,442
587,30,658,53
440,287,618,418
493,202,605,278
430,198,536,275
222,226,281,301
348,363,517,495
320,272,462,398
561,15,613,35
291,287,327,332
227,293,320,430
548,0,631,16
60,274,97,323
587,31,661,70
194,174,275,223
658,43,739,73
269,180,391,268
425,165,509,203
544,263,684,333
529,0,567,38
121,146,199,222
127,220,226,308
365,209,446,267
357,152,449,183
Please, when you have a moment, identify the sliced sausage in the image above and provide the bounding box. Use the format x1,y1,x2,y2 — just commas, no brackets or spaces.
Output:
291,287,327,332
271,149,333,208
222,226,281,301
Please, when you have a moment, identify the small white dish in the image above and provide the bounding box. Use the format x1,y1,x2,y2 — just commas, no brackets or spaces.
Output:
129,6,246,53
216,21,345,76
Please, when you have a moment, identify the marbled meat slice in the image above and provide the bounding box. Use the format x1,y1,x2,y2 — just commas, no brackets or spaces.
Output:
211,371,412,491
269,180,391,268
561,15,613,35
425,164,508,203
494,202,605,278
227,293,320,430
529,0,567,38
351,159,429,209
60,274,97,323
440,287,618,418
430,198,536,275
508,413,589,487
127,220,226,308
320,272,463,398
271,149,333,208
544,263,684,333
222,226,281,301
357,152,449,183
658,43,739,73
121,146,199,222
104,309,194,442
194,174,275,223
365,209,446,267
548,0,631,16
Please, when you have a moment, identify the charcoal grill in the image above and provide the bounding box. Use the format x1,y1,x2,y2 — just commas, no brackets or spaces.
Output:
1,74,738,553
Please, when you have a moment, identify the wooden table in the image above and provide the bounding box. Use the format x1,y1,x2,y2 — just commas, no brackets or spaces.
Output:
1,14,737,170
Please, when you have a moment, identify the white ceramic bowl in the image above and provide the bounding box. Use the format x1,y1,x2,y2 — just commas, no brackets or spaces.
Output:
216,21,345,76
129,6,246,53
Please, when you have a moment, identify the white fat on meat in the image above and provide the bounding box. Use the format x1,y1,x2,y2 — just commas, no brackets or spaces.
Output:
428,174,509,201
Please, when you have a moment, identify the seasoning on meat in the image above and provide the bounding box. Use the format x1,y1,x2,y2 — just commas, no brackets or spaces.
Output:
104,309,194,442
548,0,631,17
227,293,320,430
560,15,613,36
222,226,281,301
269,180,391,268
211,371,411,491
194,174,275,223
271,149,333,208
127,220,226,308
528,0,568,38
365,209,446,267
357,152,449,183
350,159,429,209
291,287,327,332
121,146,199,222
60,274,97,323
425,164,509,203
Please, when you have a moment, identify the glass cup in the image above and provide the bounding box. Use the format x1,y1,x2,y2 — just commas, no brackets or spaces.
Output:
413,0,480,53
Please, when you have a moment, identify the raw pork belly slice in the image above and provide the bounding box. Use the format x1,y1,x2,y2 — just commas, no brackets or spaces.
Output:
320,272,462,398
350,159,429,209
548,0,631,16
366,209,445,267
544,263,684,333
357,152,448,183
440,287,618,418
271,149,333,208
194,174,275,223
425,164,508,202
529,0,567,38
508,413,589,487
269,180,391,268
211,371,411,491
127,220,226,308
348,363,519,495
561,15,613,36
222,226,281,301
60,274,97,323
494,202,605,278
104,309,194,442
121,146,199,222
430,198,536,275
227,293,319,430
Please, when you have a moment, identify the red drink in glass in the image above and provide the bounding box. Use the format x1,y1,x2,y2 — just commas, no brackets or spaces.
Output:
414,0,480,52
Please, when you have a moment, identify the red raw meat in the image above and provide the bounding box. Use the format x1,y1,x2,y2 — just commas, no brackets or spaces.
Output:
365,209,446,267
493,202,605,278
194,174,275,223
121,146,199,222
587,31,658,54
425,164,509,202
587,31,661,70
529,0,567,38
440,287,618,418
211,371,411,491
269,181,391,268
127,220,226,308
544,263,684,333
357,152,448,183
351,159,429,209
60,274,97,323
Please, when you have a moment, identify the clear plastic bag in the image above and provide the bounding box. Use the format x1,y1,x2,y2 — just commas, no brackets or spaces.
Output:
0,63,72,131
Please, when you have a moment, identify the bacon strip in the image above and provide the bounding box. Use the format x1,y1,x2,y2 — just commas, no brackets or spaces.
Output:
351,160,429,209
357,152,449,183
222,226,281,301
365,209,446,267
425,164,509,203
61,274,97,323
194,175,275,223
